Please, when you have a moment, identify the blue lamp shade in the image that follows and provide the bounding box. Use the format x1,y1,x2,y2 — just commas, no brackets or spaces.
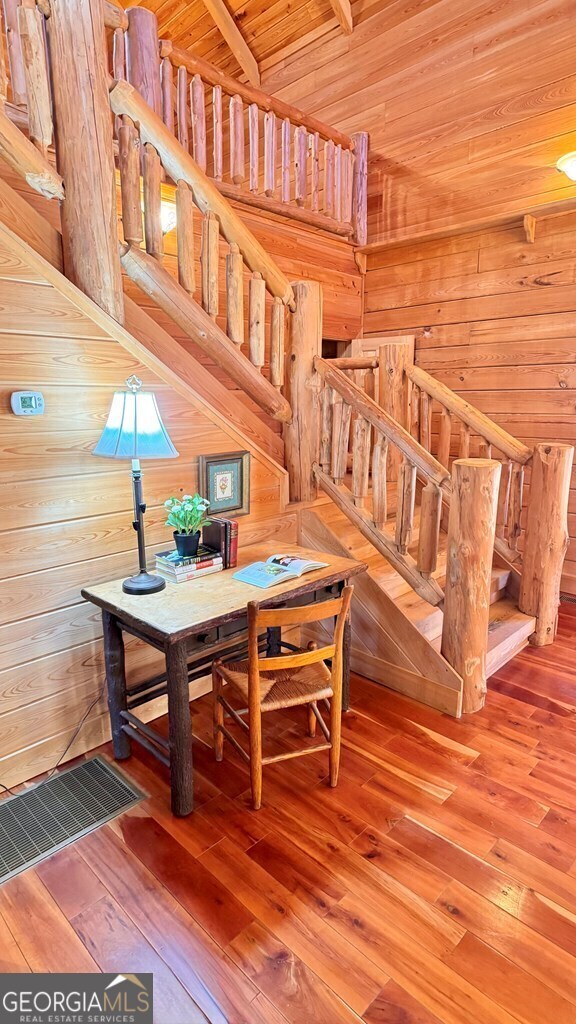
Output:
93,390,179,460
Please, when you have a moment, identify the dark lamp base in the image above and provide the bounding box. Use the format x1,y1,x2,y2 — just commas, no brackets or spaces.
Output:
122,571,166,595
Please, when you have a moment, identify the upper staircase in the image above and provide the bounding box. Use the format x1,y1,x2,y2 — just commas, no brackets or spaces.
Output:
0,0,572,721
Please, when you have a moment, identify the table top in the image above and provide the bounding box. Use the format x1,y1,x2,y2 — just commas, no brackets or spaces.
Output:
82,541,365,643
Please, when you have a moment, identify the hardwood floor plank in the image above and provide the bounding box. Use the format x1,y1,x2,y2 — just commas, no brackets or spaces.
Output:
35,847,108,919
0,911,30,973
363,979,446,1024
72,894,209,1023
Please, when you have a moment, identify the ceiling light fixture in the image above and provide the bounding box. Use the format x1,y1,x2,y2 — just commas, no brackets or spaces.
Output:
556,152,576,182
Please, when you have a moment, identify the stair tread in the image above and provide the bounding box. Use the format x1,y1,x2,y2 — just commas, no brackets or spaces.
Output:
486,599,536,676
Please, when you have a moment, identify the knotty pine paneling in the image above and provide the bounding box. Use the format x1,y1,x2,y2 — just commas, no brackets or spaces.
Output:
0,245,295,791
364,208,576,593
259,0,576,243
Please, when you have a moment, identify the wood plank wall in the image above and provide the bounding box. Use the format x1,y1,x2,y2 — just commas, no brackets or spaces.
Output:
261,0,576,244
363,208,576,594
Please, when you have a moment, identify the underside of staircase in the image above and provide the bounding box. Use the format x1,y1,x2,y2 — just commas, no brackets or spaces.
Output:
300,488,536,717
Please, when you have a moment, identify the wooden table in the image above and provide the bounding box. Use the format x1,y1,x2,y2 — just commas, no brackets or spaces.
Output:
82,542,365,816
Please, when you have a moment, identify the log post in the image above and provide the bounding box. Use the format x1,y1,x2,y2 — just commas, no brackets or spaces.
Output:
283,280,323,502
47,0,124,323
518,443,574,646
351,131,368,244
378,337,415,481
125,6,162,116
441,459,501,714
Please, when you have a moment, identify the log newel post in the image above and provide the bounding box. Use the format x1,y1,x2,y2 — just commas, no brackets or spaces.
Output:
283,280,323,503
351,131,368,246
441,458,501,715
46,0,124,323
518,443,574,646
378,337,414,482
125,6,162,116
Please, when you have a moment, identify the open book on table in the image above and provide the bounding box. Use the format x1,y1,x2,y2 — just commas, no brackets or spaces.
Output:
233,553,329,589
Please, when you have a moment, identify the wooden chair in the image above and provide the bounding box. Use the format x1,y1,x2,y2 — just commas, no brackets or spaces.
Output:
211,586,353,809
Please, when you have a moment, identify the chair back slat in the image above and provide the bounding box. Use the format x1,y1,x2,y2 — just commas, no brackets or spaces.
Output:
257,644,336,673
250,594,347,628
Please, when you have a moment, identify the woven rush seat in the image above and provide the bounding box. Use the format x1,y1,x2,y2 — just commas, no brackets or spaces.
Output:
217,657,333,710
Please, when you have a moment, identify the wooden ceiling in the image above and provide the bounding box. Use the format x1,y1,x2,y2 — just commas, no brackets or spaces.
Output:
125,0,576,245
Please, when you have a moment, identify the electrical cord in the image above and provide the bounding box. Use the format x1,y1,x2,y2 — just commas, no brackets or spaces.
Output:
0,679,106,798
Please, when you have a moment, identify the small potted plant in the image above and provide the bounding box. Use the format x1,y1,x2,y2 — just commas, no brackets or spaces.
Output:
164,493,211,558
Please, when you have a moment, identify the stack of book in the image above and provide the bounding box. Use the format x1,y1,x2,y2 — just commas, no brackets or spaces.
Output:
155,545,223,585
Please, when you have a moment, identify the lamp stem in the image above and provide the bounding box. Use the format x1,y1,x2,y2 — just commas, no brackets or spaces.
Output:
131,459,147,573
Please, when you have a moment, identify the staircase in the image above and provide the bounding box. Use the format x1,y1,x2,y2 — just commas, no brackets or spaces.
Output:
0,0,571,723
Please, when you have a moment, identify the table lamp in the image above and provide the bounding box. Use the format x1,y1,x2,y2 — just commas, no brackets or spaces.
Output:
93,374,179,594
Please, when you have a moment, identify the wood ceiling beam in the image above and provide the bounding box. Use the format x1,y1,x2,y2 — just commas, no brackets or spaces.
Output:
329,0,353,35
200,0,260,86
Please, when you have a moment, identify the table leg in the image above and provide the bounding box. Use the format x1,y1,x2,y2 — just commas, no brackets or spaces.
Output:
166,640,193,816
102,611,130,760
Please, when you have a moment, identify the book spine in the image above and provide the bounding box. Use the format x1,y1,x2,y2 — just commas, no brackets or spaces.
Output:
228,519,238,568
158,564,223,583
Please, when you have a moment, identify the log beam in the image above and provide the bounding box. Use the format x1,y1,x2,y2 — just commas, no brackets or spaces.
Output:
284,280,323,502
0,107,63,199
47,0,124,323
328,0,353,34
441,459,501,714
519,443,574,646
201,0,260,86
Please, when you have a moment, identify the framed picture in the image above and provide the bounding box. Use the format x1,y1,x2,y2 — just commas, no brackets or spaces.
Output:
198,451,251,517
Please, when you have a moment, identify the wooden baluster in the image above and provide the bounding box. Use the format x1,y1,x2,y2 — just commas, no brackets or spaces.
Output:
176,179,195,295
372,433,388,529
437,406,452,469
226,241,244,346
230,94,244,185
294,125,307,207
213,84,223,181
311,132,319,212
334,143,342,221
320,386,332,471
249,271,266,370
18,0,53,155
112,28,126,138
519,443,573,646
118,118,142,246
496,458,512,539
417,481,442,578
408,380,419,439
248,102,259,193
281,117,290,202
479,438,492,459
143,143,162,260
324,139,335,216
352,415,371,508
419,390,432,452
264,111,276,196
3,0,26,106
201,211,219,318
160,56,174,134
344,148,355,223
460,422,471,458
270,296,285,389
395,457,417,554
177,66,189,151
190,74,206,171
351,131,369,245
506,462,524,551
331,392,351,485
441,459,501,713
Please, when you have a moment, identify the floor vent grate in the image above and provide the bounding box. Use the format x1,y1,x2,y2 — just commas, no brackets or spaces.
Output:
0,756,143,884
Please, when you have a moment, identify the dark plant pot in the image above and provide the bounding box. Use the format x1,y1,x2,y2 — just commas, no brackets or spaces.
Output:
173,530,201,558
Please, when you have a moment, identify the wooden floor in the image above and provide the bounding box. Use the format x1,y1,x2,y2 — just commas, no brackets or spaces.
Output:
3,609,576,1023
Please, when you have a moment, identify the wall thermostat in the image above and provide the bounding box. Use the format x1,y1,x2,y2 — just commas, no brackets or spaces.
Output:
11,391,45,416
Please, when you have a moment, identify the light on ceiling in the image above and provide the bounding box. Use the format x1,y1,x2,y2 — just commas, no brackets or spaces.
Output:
556,152,576,182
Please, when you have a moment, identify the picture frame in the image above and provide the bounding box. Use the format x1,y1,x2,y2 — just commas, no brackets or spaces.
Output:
198,451,251,517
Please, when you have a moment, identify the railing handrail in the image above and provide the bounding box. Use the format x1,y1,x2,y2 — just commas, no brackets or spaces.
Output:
160,42,354,152
315,357,450,490
109,78,296,309
407,364,532,465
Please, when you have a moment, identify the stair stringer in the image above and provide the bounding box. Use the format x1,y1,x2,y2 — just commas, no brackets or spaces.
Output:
0,176,287,484
300,509,463,716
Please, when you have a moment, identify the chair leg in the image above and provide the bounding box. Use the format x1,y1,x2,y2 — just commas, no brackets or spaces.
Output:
212,663,224,762
308,702,317,738
249,703,263,810
329,694,342,788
